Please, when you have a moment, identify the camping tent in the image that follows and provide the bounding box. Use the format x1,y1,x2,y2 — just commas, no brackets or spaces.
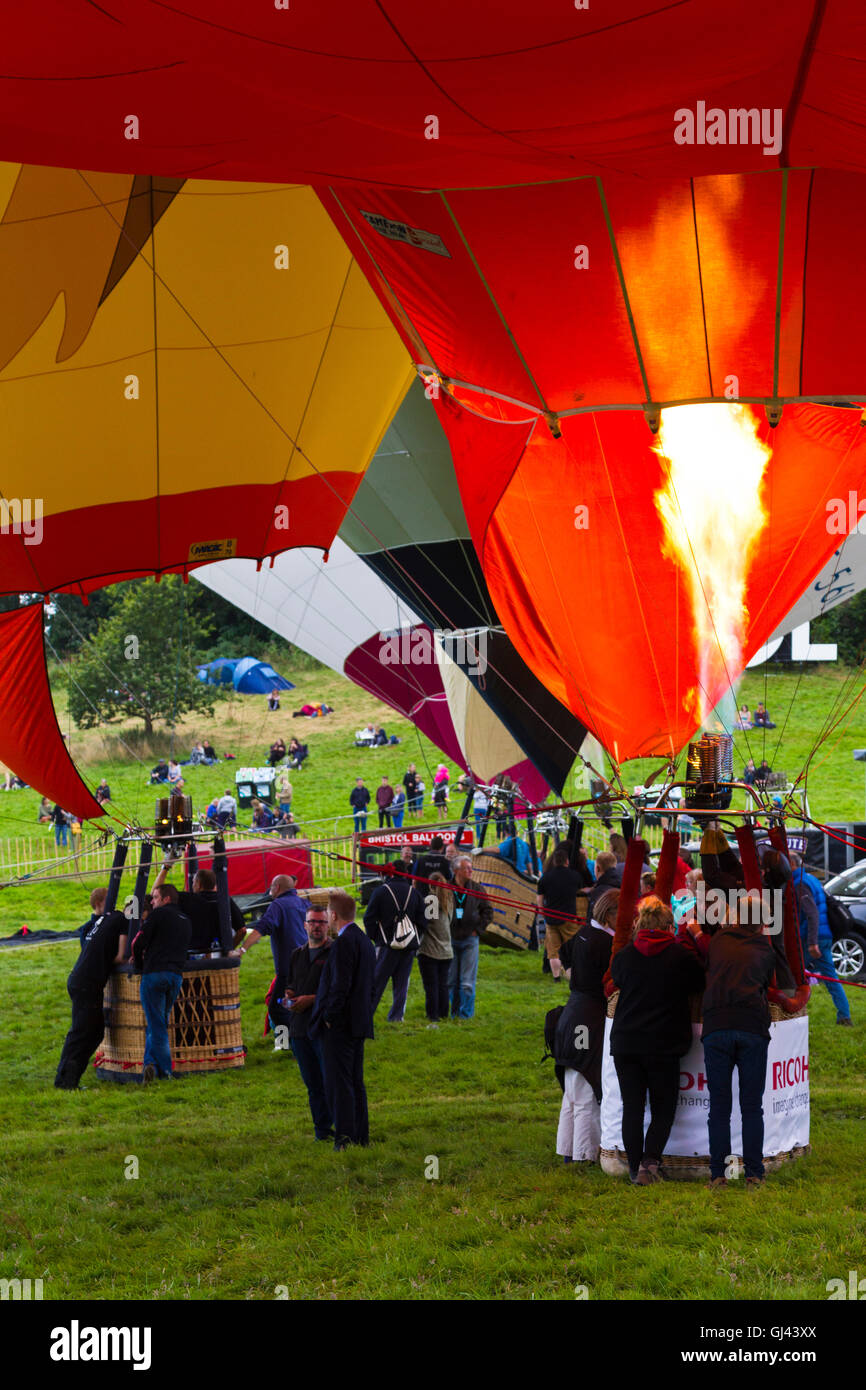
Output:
231,659,294,696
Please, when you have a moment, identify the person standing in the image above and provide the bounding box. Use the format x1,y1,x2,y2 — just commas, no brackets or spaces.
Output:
701,896,777,1187
536,847,585,982
281,904,334,1140
276,768,293,818
433,778,449,820
610,897,705,1183
418,873,454,1026
403,763,419,817
791,853,852,1026
554,888,619,1163
52,803,69,849
310,890,376,1150
55,901,129,1089
449,856,492,1019
473,784,489,839
365,873,426,1022
350,777,370,833
376,775,394,828
390,786,406,829
133,883,192,1082
237,875,307,1024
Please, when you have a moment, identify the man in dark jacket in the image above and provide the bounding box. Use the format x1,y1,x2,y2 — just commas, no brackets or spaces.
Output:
416,834,451,882
133,883,192,1082
537,847,586,981
153,860,244,954
587,851,621,912
610,897,705,1184
310,890,376,1150
281,903,333,1140
365,875,427,1022
701,897,777,1187
449,856,493,1019
55,903,128,1089
349,777,370,833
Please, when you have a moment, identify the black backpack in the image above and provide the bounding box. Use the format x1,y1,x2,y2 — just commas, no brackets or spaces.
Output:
825,893,855,939
542,1004,565,1062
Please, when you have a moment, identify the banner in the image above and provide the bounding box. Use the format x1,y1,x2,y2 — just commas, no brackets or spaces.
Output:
600,1016,809,1158
359,828,473,849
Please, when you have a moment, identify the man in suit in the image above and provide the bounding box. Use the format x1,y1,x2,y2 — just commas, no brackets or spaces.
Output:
310,889,376,1150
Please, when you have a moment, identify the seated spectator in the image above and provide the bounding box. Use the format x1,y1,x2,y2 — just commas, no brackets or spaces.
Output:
288,738,308,770
185,742,206,766
149,759,169,785
276,810,301,839
753,702,776,729
38,795,53,823
215,789,237,829
742,758,757,785
202,741,217,762
94,778,111,806
734,704,753,731
251,798,278,832
267,738,287,767
373,725,388,746
755,759,772,787
267,688,281,712
167,759,182,788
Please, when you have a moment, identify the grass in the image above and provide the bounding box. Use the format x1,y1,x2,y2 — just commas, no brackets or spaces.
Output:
0,939,863,1300
0,659,864,1299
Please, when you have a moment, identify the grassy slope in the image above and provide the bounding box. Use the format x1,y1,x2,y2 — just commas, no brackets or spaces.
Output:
0,660,864,1299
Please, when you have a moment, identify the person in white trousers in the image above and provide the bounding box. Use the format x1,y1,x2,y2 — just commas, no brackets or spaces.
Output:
553,889,619,1164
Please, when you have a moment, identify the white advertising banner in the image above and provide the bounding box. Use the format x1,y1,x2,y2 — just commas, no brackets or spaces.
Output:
600,1016,809,1158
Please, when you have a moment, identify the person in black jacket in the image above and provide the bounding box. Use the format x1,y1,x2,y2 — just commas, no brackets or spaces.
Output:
280,904,334,1140
55,904,129,1089
537,847,587,982
133,883,192,1082
349,777,370,833
365,875,426,1022
310,890,376,1149
702,896,777,1188
555,888,619,1163
610,896,705,1184
587,852,621,913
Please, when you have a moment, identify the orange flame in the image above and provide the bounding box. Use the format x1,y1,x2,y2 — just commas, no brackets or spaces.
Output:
654,404,770,726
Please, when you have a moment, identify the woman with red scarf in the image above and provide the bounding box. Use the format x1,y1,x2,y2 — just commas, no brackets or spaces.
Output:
610,897,706,1185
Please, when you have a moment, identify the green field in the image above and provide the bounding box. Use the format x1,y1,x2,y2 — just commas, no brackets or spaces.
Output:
0,659,864,1300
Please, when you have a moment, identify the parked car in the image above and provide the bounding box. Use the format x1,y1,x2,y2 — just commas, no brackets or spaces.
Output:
823,863,866,981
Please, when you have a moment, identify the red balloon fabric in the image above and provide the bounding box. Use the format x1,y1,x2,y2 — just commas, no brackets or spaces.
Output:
0,604,104,819
3,2,866,186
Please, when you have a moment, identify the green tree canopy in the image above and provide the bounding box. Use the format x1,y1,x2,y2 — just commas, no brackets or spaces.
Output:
65,576,217,735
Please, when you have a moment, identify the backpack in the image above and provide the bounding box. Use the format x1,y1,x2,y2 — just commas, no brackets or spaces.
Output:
385,883,419,951
542,1004,565,1062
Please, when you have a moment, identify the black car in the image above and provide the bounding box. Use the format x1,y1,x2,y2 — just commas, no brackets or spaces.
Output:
824,863,866,982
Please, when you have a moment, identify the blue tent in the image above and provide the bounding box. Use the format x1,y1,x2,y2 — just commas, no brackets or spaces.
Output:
232,658,294,695
198,658,240,687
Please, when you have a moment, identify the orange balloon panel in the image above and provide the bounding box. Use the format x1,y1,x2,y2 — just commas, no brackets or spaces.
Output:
437,399,866,759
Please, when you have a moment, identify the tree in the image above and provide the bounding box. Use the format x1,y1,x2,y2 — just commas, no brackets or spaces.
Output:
65,576,217,735
811,589,866,667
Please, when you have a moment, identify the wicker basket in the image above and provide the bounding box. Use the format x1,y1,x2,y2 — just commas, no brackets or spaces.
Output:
472,850,536,950
95,959,244,1081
